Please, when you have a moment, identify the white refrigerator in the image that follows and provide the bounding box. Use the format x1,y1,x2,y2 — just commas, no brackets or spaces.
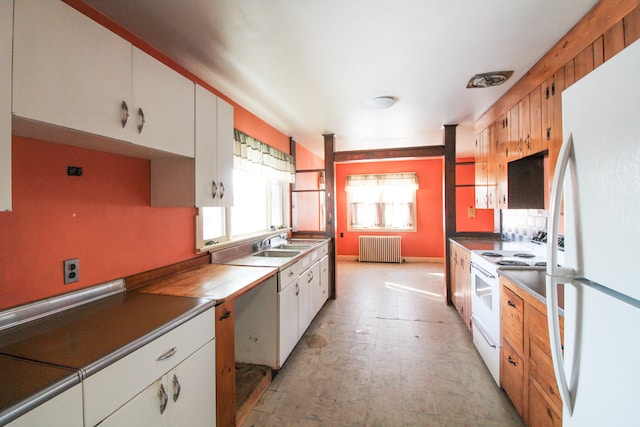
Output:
546,39,640,426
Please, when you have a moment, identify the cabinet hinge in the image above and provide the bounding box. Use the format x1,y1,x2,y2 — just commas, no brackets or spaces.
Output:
546,128,551,140
545,86,550,99
551,82,556,96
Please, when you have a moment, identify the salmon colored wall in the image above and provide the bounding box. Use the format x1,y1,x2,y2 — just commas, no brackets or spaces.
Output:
456,158,494,232
295,143,324,170
0,2,292,310
0,137,196,309
335,158,444,259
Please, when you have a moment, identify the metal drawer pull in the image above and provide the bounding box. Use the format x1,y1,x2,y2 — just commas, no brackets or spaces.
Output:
288,270,294,277
159,383,168,414
121,101,129,127
508,355,517,366
137,107,145,133
507,300,516,308
157,346,177,361
296,283,299,296
172,374,181,402
219,182,225,199
308,271,314,283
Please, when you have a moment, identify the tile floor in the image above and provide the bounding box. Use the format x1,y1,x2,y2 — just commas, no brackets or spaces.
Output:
243,260,524,427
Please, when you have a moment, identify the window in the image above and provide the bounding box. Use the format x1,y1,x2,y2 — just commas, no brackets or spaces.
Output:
346,173,418,231
196,129,294,249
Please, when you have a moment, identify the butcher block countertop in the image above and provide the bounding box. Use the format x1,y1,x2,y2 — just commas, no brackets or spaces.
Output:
134,263,278,303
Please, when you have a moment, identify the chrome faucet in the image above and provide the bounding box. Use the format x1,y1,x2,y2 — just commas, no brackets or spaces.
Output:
261,237,271,250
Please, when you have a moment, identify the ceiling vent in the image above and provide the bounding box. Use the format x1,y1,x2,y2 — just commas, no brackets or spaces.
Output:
466,71,513,88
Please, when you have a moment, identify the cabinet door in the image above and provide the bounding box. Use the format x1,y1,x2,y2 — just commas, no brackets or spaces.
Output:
12,0,132,142
299,263,319,336
132,47,195,157
216,97,234,207
0,0,11,212
518,96,531,157
215,302,236,427
501,341,524,418
314,255,329,314
98,378,165,427
528,377,563,427
529,85,544,154
7,384,83,427
195,84,219,207
167,340,216,427
278,281,299,366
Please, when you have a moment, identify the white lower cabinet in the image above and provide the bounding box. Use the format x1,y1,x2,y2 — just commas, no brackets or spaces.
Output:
314,255,329,314
98,340,215,427
7,383,83,427
83,308,215,426
278,279,299,367
298,262,320,339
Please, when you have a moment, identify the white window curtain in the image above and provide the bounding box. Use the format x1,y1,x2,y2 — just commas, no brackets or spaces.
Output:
233,129,295,183
346,173,418,230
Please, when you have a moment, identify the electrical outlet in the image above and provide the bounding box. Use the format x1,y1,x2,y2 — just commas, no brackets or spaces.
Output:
63,258,79,284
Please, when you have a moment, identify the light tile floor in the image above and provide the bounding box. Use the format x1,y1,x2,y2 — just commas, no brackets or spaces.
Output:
243,260,524,427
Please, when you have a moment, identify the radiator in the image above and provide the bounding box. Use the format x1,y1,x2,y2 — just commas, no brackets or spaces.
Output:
358,236,402,263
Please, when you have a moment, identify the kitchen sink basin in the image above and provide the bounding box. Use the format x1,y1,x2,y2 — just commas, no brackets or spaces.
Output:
273,244,313,250
252,250,301,258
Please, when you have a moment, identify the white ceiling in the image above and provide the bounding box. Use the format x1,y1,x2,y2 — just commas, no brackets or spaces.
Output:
84,0,598,158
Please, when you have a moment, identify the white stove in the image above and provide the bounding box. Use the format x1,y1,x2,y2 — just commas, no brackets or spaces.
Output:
469,245,549,385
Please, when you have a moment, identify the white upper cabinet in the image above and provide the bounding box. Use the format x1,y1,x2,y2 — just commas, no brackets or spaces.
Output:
215,97,234,207
12,0,194,158
195,86,234,207
12,0,132,143
0,0,13,212
131,47,194,158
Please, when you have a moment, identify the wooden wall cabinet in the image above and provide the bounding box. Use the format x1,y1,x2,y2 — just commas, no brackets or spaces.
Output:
500,276,564,427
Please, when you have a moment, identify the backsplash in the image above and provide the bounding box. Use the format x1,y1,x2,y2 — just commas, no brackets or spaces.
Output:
501,209,548,245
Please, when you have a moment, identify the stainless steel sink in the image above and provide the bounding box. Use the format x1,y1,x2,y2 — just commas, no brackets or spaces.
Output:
252,249,301,258
273,244,312,250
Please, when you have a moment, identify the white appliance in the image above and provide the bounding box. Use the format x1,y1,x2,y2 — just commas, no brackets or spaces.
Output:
546,39,640,426
470,247,545,385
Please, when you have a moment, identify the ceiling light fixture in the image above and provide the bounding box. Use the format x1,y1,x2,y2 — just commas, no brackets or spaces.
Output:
466,71,514,88
366,96,396,109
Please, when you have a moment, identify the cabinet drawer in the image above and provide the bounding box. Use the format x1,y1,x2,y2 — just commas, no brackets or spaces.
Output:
279,260,301,291
83,308,215,426
500,341,524,417
529,305,564,352
528,377,563,427
529,339,562,412
501,285,524,353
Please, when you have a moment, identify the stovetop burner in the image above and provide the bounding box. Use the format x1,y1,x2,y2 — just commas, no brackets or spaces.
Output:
513,253,535,258
534,261,547,267
482,252,503,258
496,260,531,267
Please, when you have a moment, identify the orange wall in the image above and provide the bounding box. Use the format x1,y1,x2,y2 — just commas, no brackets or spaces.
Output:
335,158,444,259
456,158,494,232
295,143,324,170
0,1,291,310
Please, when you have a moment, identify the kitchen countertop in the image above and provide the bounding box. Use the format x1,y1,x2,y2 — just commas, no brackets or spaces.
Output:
220,239,329,271
499,268,565,310
134,263,278,303
0,291,212,424
449,237,531,252
0,356,80,426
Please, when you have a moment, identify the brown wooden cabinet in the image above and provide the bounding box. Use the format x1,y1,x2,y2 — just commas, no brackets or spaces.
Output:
500,275,564,427
215,301,236,427
449,242,472,333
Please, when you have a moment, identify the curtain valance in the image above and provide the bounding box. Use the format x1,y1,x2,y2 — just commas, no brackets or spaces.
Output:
345,173,418,190
233,129,295,183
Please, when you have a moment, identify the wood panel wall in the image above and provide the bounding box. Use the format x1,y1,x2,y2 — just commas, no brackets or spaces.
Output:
476,0,640,133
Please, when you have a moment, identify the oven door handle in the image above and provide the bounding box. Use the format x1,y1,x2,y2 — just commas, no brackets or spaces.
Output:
471,316,497,348
471,262,496,280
